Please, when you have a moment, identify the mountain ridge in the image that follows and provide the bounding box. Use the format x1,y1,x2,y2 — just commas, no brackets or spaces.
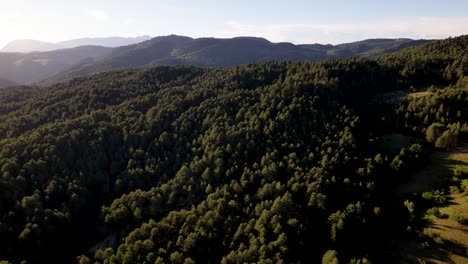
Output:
0,77,16,88
40,35,433,85
0,45,114,84
0,35,436,85
1,35,152,53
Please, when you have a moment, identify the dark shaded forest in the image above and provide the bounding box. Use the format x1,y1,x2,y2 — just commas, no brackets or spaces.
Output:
0,35,466,263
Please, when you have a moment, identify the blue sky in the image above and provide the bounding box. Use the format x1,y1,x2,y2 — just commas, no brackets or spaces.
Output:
0,0,467,47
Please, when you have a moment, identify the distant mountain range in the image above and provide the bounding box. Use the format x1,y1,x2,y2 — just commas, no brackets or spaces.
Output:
0,36,152,53
0,45,113,84
0,78,16,88
0,35,431,86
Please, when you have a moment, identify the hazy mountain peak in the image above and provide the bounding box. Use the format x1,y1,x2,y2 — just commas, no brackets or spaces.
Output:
142,35,194,45
1,39,62,53
0,77,17,88
58,35,152,48
231,36,271,42
1,36,152,53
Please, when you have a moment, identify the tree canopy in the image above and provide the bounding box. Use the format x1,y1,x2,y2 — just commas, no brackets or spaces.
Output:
0,35,466,263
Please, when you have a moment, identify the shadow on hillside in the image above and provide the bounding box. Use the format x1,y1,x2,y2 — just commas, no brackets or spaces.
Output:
413,238,467,264
433,147,468,189
400,144,468,194
402,208,467,264
396,143,468,263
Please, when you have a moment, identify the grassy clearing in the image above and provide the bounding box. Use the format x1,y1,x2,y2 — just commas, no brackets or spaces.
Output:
398,144,468,263
381,86,437,104
418,194,468,264
398,144,468,194
406,91,433,100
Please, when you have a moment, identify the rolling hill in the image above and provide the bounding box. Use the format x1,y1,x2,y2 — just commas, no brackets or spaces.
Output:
0,78,16,88
1,36,152,53
0,46,113,84
43,36,431,85
57,36,152,49
0,40,60,53
0,35,432,86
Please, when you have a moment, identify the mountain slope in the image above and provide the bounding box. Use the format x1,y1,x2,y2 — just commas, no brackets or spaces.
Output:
0,46,113,84
0,39,62,53
57,35,152,49
42,35,194,85
327,38,430,57
381,35,468,86
44,36,431,84
1,36,152,53
0,78,16,88
384,35,468,59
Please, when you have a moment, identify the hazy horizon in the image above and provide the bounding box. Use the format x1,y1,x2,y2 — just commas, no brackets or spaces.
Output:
0,0,467,48
1,33,457,50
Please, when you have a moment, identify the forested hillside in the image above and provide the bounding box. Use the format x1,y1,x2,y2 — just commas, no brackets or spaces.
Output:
0,35,466,263
0,36,428,86
44,36,430,85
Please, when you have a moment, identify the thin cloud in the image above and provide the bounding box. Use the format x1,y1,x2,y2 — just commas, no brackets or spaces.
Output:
86,10,110,22
221,17,468,44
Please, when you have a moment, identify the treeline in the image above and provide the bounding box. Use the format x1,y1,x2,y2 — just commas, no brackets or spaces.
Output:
0,36,466,263
397,85,468,147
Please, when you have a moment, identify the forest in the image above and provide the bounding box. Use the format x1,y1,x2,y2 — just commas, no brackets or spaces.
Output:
0,35,428,86
0,35,466,263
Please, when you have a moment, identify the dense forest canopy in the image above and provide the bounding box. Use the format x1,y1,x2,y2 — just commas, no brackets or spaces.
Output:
0,35,466,263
